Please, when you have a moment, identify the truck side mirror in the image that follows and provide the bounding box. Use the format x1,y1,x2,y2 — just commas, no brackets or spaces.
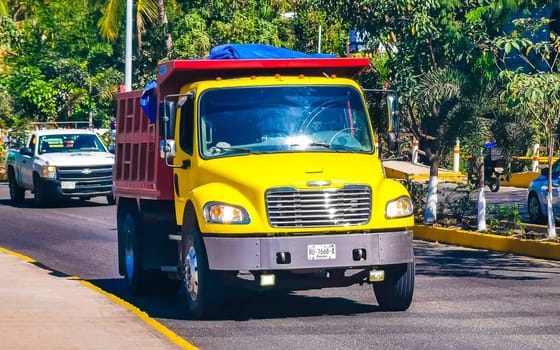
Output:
159,100,176,139
386,93,400,133
541,167,549,177
386,93,400,151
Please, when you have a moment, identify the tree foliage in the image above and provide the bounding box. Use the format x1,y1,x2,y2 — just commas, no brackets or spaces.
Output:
0,0,557,165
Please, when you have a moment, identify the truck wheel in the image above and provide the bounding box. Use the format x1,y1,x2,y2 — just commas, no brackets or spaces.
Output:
8,169,25,204
123,212,150,295
182,224,224,319
373,262,415,311
33,175,49,208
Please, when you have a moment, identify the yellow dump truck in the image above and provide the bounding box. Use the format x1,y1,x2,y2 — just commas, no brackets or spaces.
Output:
114,45,415,319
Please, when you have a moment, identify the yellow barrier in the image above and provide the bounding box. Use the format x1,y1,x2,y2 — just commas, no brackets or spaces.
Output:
414,224,560,261
500,172,540,188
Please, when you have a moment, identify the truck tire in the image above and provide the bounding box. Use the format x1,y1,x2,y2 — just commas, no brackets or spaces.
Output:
373,262,415,311
182,223,224,319
8,169,25,204
33,174,49,208
122,211,150,295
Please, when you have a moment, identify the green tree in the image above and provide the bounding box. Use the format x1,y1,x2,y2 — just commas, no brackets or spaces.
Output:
318,0,541,223
494,12,560,238
3,0,121,127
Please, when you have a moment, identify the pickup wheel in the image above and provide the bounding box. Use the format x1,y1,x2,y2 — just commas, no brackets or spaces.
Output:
373,262,415,311
122,211,150,295
106,195,116,205
182,223,224,319
8,169,25,204
33,174,49,208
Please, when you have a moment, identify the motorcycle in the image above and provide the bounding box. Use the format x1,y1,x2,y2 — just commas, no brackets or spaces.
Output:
467,148,505,193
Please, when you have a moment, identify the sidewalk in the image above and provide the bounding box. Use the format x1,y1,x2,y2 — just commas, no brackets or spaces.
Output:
0,248,194,350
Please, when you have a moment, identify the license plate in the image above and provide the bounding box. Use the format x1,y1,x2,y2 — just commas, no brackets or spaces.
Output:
307,243,336,260
61,181,76,189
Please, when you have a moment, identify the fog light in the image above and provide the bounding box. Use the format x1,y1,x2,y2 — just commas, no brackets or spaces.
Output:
369,270,384,282
260,274,275,287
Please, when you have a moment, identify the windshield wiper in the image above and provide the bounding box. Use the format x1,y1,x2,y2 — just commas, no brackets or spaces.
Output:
212,146,253,154
291,142,360,152
290,142,331,149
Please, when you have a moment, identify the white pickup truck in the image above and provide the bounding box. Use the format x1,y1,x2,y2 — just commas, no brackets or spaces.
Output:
5,129,115,207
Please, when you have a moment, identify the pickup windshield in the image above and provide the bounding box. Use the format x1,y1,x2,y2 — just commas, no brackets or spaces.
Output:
38,134,106,154
198,85,374,158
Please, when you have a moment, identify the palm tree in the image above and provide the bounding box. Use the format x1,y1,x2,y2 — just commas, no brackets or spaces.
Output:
0,0,7,16
99,0,162,51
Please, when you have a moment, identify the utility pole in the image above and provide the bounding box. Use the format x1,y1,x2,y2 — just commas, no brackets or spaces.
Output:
125,0,132,91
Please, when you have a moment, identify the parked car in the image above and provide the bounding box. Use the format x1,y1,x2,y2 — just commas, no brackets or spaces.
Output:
527,159,560,223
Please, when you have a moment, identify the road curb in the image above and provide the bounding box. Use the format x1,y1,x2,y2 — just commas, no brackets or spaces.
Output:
414,224,560,260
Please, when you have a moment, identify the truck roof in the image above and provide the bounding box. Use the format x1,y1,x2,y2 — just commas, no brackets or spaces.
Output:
157,57,371,89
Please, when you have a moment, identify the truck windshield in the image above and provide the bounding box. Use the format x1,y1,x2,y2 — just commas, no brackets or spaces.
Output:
198,85,373,158
38,134,106,154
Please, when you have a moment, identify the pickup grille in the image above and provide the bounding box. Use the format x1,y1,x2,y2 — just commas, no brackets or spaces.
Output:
57,165,113,195
266,185,372,228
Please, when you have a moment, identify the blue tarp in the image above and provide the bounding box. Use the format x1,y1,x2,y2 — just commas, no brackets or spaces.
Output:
207,43,336,59
140,79,158,123
141,44,335,123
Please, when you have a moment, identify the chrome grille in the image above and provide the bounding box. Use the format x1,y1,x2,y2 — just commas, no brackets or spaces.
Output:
57,165,113,195
266,185,371,228
58,165,113,181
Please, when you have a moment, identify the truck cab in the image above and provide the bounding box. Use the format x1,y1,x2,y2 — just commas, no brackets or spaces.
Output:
115,51,415,319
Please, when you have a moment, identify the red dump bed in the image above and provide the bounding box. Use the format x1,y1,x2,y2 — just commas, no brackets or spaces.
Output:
114,57,370,200
114,90,174,200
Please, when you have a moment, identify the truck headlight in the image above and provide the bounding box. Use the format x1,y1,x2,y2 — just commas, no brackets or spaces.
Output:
41,165,57,179
203,202,250,224
386,196,413,219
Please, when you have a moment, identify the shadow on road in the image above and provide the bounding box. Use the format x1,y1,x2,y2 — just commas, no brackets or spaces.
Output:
89,277,379,321
0,197,112,209
413,241,558,280
87,242,560,322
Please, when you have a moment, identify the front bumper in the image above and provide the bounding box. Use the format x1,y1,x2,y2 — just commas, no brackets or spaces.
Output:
203,230,413,271
37,177,113,198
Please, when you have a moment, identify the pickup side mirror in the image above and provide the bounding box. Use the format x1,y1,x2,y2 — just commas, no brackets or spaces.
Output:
20,147,34,157
541,167,549,177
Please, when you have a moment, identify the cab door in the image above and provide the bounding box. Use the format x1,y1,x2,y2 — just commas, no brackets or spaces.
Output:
20,134,37,188
173,95,196,221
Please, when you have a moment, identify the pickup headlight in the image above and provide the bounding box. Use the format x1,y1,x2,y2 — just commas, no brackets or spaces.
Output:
203,202,250,224
386,196,414,219
40,165,57,179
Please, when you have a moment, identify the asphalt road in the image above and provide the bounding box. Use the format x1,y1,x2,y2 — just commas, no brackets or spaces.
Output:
0,182,559,350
